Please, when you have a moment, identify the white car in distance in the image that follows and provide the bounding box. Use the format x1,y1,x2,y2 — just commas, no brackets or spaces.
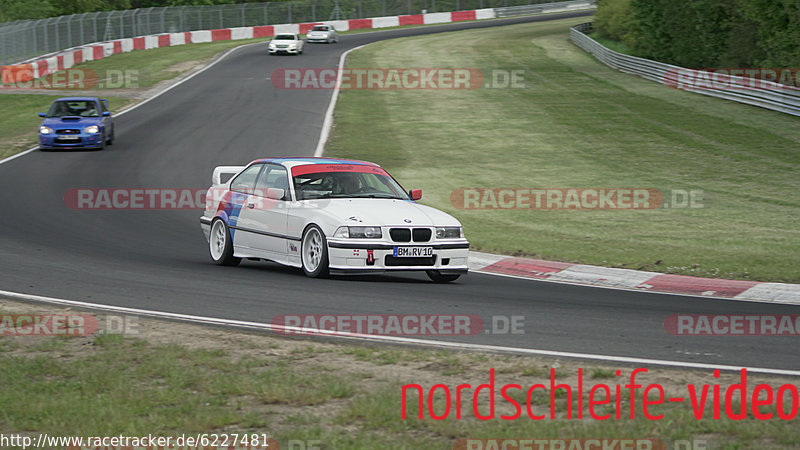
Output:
268,33,304,55
306,25,338,43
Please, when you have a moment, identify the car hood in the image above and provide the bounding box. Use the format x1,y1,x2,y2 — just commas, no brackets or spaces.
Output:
307,198,461,227
271,40,300,44
40,116,101,127
308,31,330,36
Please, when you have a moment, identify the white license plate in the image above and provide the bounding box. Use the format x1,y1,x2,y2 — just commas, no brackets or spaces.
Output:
59,135,79,140
393,246,433,257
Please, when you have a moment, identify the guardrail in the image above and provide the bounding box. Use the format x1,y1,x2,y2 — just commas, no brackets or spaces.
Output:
570,23,800,117
495,0,594,18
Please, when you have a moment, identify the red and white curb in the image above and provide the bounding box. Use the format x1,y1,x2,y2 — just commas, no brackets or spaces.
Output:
469,251,800,305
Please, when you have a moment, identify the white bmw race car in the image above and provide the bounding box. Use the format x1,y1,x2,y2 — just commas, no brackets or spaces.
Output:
200,157,469,282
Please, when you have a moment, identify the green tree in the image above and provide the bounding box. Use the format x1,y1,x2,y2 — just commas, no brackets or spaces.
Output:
0,0,55,21
738,0,800,67
593,0,634,46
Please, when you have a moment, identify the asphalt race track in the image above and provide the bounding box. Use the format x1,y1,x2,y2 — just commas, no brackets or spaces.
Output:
2,11,798,372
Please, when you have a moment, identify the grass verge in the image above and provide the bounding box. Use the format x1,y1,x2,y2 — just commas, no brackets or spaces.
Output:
1,298,798,449
326,16,800,282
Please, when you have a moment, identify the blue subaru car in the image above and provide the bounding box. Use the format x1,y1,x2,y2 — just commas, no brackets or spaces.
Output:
38,97,115,150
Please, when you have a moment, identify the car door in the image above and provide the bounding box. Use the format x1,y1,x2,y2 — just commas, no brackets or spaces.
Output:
247,164,291,257
227,163,266,253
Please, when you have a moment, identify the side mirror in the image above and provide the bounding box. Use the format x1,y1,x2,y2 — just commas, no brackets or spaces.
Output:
409,189,422,201
38,113,46,117
102,111,111,116
265,188,285,200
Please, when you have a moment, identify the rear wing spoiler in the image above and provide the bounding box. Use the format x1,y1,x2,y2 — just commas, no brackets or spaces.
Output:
212,166,245,186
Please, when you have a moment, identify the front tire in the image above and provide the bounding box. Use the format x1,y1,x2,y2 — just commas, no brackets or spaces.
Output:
210,219,241,266
301,225,329,278
426,270,460,283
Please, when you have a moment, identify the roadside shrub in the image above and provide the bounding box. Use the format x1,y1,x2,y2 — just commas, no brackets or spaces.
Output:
593,0,634,46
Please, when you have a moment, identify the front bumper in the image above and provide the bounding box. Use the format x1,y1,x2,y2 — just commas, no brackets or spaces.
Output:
307,36,331,42
327,239,470,274
39,132,103,149
269,46,300,54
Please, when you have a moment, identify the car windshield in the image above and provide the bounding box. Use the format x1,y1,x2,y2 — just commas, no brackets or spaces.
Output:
311,26,329,31
47,100,98,118
274,34,295,40
293,170,409,200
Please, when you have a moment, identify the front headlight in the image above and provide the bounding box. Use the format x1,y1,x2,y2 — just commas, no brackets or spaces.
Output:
334,226,382,239
268,42,276,48
39,126,53,134
84,125,100,134
436,227,463,239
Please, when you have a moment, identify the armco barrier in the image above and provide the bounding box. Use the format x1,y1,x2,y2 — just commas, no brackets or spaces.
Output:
0,9,499,84
570,22,800,117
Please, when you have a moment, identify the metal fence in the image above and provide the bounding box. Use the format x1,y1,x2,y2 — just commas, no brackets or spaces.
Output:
0,0,576,66
570,23,800,117
495,0,594,18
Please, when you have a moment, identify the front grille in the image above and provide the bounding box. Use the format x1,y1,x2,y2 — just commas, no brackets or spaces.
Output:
56,129,81,134
55,137,82,143
389,228,432,242
389,228,411,242
412,228,431,242
385,255,437,266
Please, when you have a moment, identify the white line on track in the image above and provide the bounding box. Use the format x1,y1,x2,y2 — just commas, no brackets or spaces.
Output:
2,289,799,376
314,44,364,157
